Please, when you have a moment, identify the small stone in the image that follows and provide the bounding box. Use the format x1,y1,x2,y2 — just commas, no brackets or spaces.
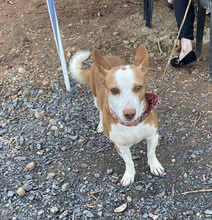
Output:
97,211,103,217
94,173,100,178
38,210,44,215
123,40,130,45
127,196,132,202
205,209,212,215
114,203,127,213
35,112,44,119
16,156,27,161
18,67,25,74
17,187,26,196
142,213,149,218
51,126,58,131
46,172,56,179
112,32,119,36
196,212,201,216
0,129,7,135
59,210,68,219
171,158,176,163
86,211,94,218
62,183,69,192
43,80,50,86
26,162,35,171
25,175,33,180
149,213,159,220
50,207,59,213
22,184,33,192
135,185,143,191
69,135,78,140
19,136,25,145
107,168,113,175
7,191,14,197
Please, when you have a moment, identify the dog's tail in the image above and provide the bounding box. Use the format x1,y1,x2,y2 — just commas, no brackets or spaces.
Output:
69,51,91,85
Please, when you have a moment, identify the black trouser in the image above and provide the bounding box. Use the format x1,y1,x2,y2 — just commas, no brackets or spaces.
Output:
173,0,195,40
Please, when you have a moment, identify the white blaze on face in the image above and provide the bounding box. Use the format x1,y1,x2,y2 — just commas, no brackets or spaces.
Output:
108,65,145,122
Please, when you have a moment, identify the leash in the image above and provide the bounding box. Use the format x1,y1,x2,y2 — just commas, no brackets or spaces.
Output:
156,0,193,93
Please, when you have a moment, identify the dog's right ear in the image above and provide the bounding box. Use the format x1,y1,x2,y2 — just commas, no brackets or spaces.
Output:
133,45,148,74
92,49,111,74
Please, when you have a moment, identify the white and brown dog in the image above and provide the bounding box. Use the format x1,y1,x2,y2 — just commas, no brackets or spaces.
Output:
69,45,164,186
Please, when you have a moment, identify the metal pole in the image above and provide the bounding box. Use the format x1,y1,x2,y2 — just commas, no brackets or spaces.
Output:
46,0,71,91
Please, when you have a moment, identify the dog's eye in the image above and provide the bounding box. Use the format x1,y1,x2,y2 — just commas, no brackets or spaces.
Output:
133,86,142,92
111,88,120,95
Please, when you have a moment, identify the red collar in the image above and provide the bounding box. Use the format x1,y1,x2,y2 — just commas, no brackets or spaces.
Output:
109,92,159,127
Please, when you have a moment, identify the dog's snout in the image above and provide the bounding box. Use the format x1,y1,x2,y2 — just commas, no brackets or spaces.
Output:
123,108,136,120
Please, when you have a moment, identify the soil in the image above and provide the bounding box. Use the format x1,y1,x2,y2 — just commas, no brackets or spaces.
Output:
0,0,211,219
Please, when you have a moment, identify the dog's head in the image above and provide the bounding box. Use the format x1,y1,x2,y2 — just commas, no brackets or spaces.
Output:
93,45,148,124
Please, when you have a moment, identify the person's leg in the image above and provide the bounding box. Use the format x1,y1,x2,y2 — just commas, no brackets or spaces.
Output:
171,0,197,67
173,0,195,41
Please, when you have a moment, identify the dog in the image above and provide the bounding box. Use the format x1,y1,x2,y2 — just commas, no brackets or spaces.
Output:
69,45,164,186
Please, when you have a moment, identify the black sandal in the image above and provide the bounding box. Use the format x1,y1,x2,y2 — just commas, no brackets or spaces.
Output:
170,51,197,68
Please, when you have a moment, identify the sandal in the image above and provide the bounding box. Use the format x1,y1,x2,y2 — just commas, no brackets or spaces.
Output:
170,51,197,68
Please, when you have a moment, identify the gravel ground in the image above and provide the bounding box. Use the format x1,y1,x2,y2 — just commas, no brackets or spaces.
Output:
0,59,211,220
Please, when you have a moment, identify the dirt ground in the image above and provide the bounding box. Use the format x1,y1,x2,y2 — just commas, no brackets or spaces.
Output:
0,0,211,219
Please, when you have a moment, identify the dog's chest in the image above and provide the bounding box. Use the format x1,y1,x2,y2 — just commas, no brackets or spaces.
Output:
109,122,157,147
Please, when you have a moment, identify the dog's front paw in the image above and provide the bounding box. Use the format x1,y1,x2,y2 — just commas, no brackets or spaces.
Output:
97,123,103,133
120,172,135,187
149,159,164,176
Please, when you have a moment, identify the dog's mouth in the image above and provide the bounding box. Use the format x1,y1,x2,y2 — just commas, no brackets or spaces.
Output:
109,92,160,127
109,106,144,127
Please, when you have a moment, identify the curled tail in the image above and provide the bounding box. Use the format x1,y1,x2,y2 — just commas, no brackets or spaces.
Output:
69,51,91,84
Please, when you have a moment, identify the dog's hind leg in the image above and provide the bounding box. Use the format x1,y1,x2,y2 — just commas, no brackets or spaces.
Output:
93,97,103,132
97,110,103,132
116,145,135,186
146,134,164,176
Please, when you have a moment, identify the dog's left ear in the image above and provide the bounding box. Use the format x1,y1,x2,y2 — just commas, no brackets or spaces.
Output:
92,49,111,73
133,45,148,73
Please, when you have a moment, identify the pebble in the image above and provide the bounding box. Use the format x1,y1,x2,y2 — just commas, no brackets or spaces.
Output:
94,173,100,178
35,112,44,119
61,183,69,192
38,210,45,215
107,168,113,175
0,129,7,135
171,158,176,163
127,196,132,202
50,207,59,213
51,126,58,131
46,172,56,179
26,162,35,170
86,211,94,218
135,185,143,191
17,187,26,196
59,210,68,219
205,209,212,215
7,191,14,197
22,184,33,192
18,67,25,74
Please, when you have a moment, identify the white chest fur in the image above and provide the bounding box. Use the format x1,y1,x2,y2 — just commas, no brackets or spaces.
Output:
109,122,157,147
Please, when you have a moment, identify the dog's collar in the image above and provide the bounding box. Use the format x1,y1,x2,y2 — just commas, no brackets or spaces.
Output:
109,92,160,127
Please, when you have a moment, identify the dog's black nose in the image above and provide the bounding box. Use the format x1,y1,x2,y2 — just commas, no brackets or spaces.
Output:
123,108,136,120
